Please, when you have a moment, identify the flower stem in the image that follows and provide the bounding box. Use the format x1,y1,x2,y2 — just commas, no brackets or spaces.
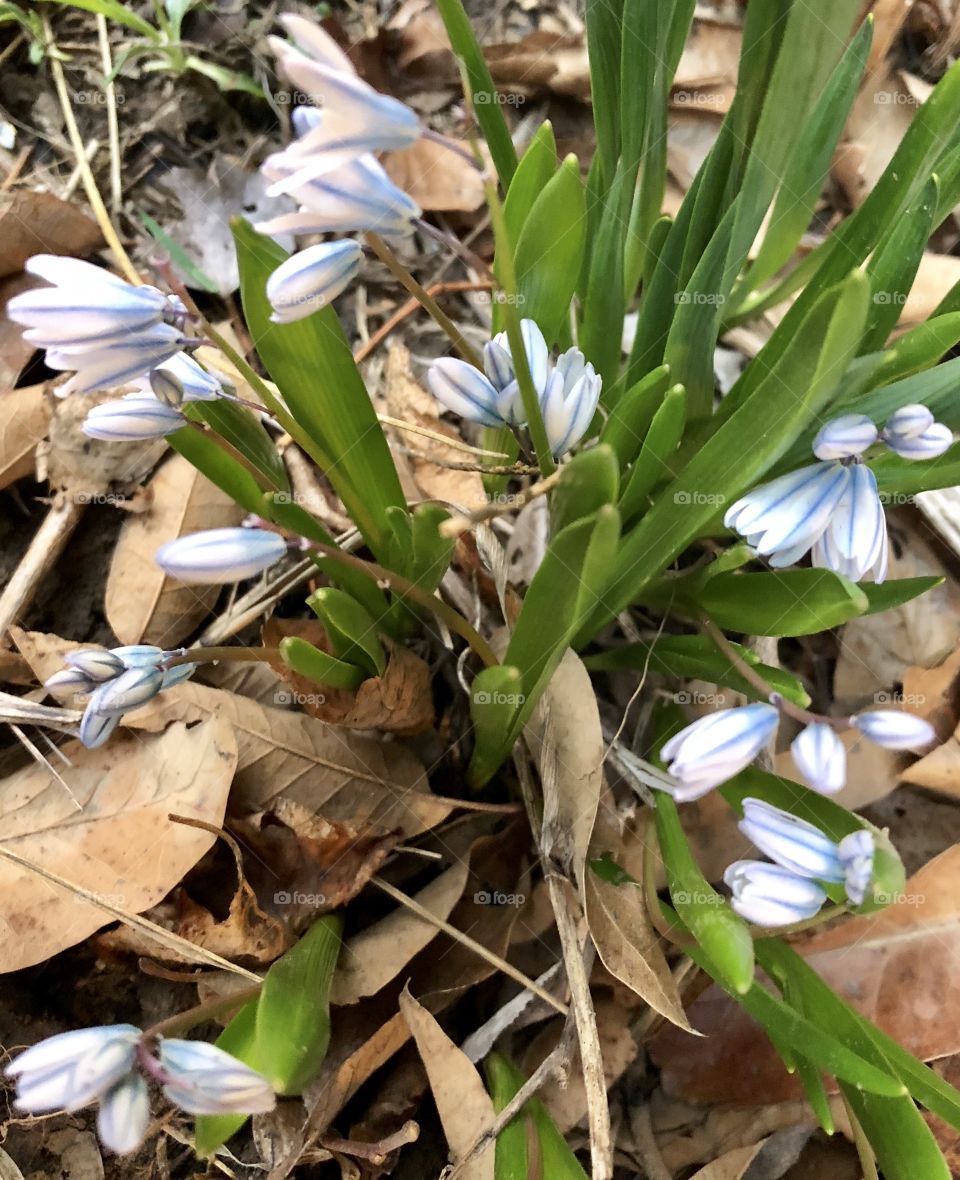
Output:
364,232,484,369
163,646,280,670
142,983,263,1042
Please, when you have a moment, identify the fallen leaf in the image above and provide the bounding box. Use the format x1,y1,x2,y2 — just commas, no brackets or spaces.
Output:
674,20,741,89
399,986,496,1179
485,31,591,101
13,629,447,838
651,845,960,1104
686,1141,767,1180
901,720,960,797
0,274,45,393
265,618,435,734
585,805,694,1031
0,192,102,279
832,68,916,208
903,252,960,325
382,137,485,212
176,878,291,966
234,797,401,927
0,717,237,970
0,383,47,491
525,648,603,895
104,453,244,646
331,860,471,1005
384,342,486,510
44,392,167,496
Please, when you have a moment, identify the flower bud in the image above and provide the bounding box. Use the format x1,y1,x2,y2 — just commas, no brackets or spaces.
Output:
851,709,936,750
5,1024,140,1114
724,860,827,927
44,666,98,694
85,666,164,717
539,359,602,457
738,797,844,882
427,358,510,428
79,708,121,750
659,703,780,801
838,829,875,906
266,240,361,324
111,645,165,668
155,527,289,584
882,404,934,441
65,649,126,681
883,421,953,460
82,396,186,441
790,722,846,794
158,1039,276,1115
812,413,878,460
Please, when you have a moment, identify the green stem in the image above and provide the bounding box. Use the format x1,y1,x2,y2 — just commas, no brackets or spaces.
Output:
164,646,280,669
483,178,556,479
364,232,484,369
143,982,262,1041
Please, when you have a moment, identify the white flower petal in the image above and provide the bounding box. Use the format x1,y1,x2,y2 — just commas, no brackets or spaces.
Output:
739,797,844,881
790,723,846,794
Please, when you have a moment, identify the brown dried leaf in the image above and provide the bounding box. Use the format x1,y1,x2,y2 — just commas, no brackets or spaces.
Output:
903,252,960,326
902,644,960,741
0,192,102,279
45,393,166,496
674,20,741,89
0,275,45,393
234,797,401,926
384,342,486,509
0,717,237,971
176,879,291,966
832,69,916,208
688,1142,767,1180
265,618,435,734
652,846,960,1104
105,452,244,646
485,31,590,101
0,383,48,491
12,629,447,838
331,860,471,1005
382,137,485,212
585,806,694,1031
398,986,496,1179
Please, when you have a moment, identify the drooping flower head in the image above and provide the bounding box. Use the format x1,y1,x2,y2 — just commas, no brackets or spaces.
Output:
658,703,779,801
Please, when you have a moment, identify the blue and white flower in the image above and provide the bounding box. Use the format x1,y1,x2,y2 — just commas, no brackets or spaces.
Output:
97,1074,151,1155
157,1039,276,1116
5,1024,140,1115
851,709,936,750
738,798,844,882
811,462,887,583
84,665,165,717
883,421,953,460
265,240,362,324
790,722,846,794
155,527,289,584
812,414,878,461
724,860,827,927
133,351,232,405
540,348,602,457
658,703,779,801
81,395,186,441
8,256,188,396
838,829,876,906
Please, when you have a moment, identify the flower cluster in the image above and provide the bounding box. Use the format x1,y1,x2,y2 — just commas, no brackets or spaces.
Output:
725,407,953,584
7,256,190,399
725,798,875,926
256,15,422,323
5,1024,274,1156
45,644,196,749
660,702,934,802
427,318,602,458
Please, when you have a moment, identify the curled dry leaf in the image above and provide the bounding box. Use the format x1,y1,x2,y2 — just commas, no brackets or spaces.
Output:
585,805,694,1032
0,192,102,279
651,845,960,1105
265,618,435,734
384,342,486,510
176,878,291,966
12,629,448,838
233,796,401,928
105,452,245,646
398,986,496,1180
331,859,471,1005
0,384,48,491
0,717,237,971
687,1141,768,1180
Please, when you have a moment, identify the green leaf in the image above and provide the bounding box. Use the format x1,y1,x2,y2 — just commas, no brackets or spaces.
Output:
433,0,518,186
307,588,386,677
578,166,630,385
39,0,158,38
599,363,671,466
584,0,624,183
232,219,405,559
503,122,557,246
255,915,341,1093
618,383,686,520
583,634,811,707
689,568,870,637
486,1053,589,1180
469,506,620,786
184,55,263,96
861,575,944,614
513,155,586,345
550,444,619,534
167,424,267,516
191,397,289,495
861,176,939,353
654,792,754,994
279,636,367,692
193,1000,258,1155
138,209,220,293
